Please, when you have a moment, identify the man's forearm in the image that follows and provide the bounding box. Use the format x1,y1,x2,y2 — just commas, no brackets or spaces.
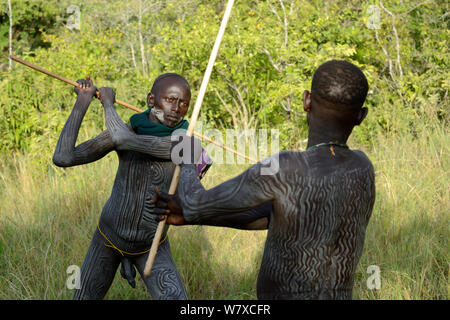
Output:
53,96,92,166
184,201,272,230
102,102,172,159
178,163,276,225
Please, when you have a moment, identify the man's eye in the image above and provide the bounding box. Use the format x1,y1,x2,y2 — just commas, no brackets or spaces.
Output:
180,102,188,108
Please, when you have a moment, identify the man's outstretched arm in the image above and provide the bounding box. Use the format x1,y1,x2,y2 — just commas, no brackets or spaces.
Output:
154,190,272,230
203,201,272,230
53,78,114,167
98,87,173,160
154,153,286,229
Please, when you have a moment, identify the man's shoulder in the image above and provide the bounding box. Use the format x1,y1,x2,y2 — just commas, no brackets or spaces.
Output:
292,148,374,177
258,149,374,177
350,149,374,170
267,150,309,175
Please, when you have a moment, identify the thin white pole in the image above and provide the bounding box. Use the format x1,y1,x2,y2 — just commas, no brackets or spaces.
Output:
143,0,235,278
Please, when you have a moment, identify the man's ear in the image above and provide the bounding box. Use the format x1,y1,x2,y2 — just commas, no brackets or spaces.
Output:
355,107,368,126
147,92,155,107
303,90,311,112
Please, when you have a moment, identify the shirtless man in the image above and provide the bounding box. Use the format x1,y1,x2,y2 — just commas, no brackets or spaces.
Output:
153,60,376,299
53,74,194,299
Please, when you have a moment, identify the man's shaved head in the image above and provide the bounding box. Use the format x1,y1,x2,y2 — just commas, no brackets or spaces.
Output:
311,60,368,109
147,73,191,127
150,73,190,96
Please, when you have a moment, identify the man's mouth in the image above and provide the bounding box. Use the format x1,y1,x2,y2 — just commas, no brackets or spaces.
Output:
166,114,179,122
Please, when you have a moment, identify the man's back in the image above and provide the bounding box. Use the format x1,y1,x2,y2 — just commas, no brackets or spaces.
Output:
257,148,375,299
153,59,375,300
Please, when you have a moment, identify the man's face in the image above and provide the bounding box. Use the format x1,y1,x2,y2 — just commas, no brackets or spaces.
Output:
149,78,191,127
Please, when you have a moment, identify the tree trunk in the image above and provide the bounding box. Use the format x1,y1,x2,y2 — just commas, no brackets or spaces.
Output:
8,0,13,69
138,0,148,77
129,41,137,71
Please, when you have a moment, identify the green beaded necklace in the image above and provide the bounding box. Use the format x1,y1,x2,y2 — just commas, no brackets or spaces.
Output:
306,142,348,156
306,142,349,151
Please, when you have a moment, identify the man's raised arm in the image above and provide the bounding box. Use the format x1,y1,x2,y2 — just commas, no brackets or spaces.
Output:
53,78,114,167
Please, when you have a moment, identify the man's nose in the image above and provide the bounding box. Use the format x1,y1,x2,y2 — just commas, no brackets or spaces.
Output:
172,100,181,112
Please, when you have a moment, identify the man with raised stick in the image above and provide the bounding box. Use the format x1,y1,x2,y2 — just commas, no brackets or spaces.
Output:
53,74,196,299
53,71,269,299
152,60,376,299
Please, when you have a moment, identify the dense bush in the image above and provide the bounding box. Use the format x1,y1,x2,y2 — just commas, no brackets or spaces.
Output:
0,0,448,158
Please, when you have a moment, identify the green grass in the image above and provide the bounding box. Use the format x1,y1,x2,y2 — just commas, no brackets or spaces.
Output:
0,125,448,300
352,126,449,300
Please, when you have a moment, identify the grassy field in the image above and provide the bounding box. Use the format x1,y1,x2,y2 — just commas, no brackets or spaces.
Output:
0,124,448,300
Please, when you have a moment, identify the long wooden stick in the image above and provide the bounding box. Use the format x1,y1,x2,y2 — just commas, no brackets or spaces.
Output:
10,55,142,113
143,0,235,278
10,54,257,164
194,131,257,163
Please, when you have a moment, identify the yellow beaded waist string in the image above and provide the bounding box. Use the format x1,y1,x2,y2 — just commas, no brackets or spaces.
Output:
97,223,168,256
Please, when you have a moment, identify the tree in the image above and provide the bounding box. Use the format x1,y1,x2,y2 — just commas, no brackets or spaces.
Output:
7,0,11,69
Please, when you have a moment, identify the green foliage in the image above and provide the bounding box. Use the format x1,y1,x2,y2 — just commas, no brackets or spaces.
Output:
0,0,63,53
0,0,448,155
